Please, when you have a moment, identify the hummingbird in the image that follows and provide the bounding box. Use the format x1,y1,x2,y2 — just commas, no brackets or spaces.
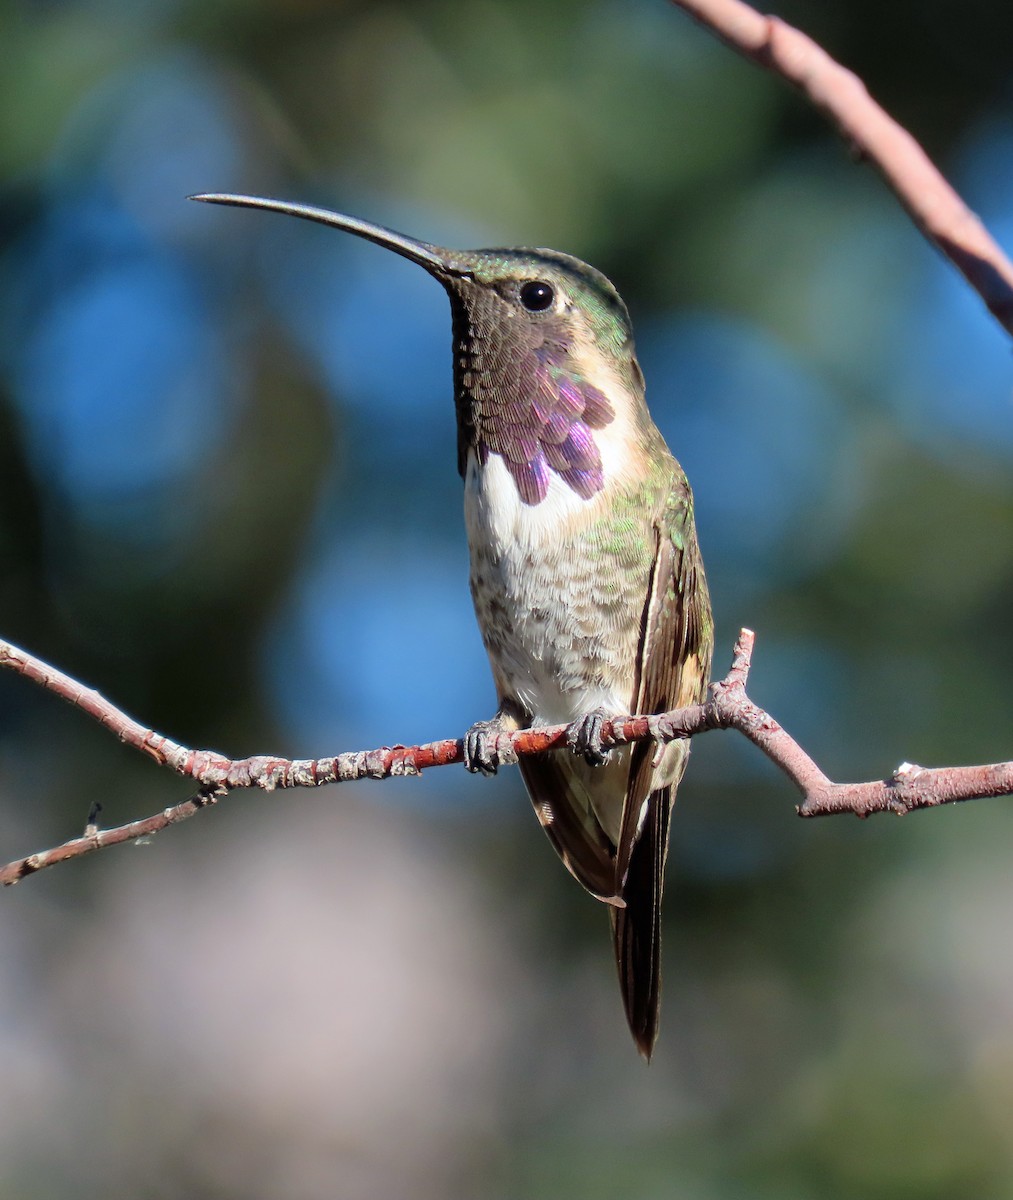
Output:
192,192,713,1058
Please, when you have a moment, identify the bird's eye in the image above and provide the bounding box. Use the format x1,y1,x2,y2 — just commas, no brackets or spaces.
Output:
519,280,555,312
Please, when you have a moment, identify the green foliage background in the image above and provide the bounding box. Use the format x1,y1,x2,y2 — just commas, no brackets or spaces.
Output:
2,2,1013,1197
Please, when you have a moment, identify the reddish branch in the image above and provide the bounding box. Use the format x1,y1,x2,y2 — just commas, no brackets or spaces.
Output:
3,629,1013,886
669,0,1013,337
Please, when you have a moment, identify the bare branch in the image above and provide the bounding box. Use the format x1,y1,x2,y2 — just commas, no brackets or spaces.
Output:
3,629,1012,887
0,788,223,886
669,0,1013,337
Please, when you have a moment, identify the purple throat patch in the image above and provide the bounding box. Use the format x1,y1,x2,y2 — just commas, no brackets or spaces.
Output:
479,353,615,505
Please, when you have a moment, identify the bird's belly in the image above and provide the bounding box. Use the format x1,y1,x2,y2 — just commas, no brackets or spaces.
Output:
465,456,646,724
471,559,627,723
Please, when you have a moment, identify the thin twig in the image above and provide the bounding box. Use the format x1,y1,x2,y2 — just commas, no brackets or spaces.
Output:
669,0,1013,337
1,788,223,885
3,629,1012,886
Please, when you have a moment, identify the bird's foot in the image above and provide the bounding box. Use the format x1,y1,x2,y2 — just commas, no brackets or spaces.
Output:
567,706,620,767
464,715,519,775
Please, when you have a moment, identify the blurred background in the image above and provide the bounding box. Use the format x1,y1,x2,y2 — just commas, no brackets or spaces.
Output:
2,0,1013,1196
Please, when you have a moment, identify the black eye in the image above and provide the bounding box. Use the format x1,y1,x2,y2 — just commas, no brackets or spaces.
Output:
519,280,555,311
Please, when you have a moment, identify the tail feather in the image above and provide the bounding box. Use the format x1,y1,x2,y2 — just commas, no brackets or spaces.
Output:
610,784,671,1060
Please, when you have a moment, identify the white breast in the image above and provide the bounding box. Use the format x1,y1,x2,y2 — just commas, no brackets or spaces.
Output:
464,454,638,724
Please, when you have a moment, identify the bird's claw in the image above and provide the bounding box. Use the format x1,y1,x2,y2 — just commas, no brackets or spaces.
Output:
464,718,515,775
568,707,616,767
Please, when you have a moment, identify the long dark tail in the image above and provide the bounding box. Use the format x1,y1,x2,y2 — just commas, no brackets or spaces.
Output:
610,784,671,1060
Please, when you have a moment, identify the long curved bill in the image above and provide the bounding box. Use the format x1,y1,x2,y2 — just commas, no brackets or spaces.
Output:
189,192,464,279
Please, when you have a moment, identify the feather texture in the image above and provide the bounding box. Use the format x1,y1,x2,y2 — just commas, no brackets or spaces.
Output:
453,279,615,505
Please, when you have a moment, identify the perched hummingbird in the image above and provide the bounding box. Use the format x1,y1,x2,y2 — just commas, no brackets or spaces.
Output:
192,193,713,1058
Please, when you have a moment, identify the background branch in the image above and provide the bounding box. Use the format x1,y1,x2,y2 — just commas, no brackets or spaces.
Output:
669,0,1013,337
4,628,1012,887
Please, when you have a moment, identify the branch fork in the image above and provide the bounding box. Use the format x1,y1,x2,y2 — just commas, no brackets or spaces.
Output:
3,628,1013,886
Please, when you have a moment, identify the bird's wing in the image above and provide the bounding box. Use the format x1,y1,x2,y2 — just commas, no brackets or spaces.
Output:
518,751,625,905
611,484,712,1057
613,488,711,890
